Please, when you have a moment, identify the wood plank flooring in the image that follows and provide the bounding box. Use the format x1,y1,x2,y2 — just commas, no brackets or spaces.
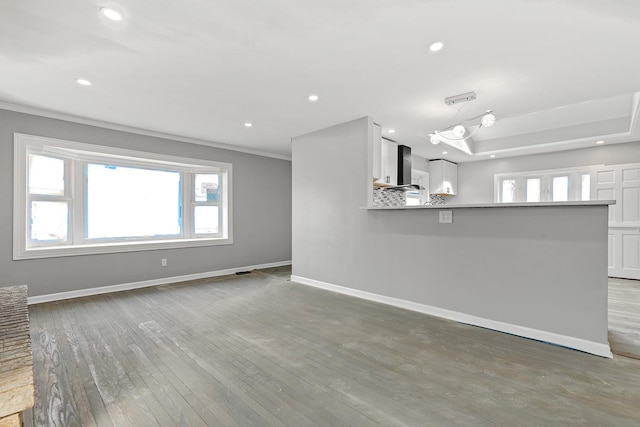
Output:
25,267,640,426
609,278,640,360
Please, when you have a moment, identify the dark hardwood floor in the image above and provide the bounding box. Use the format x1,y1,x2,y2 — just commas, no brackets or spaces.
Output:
24,267,640,426
609,277,640,360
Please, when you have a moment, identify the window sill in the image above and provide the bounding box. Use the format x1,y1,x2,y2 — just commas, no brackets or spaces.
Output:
13,237,233,260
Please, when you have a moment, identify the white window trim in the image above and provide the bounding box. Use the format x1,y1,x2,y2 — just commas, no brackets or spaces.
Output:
14,133,233,260
494,165,602,203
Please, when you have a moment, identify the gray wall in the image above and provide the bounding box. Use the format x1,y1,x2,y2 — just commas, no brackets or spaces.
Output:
292,117,608,348
1,109,292,297
454,141,640,204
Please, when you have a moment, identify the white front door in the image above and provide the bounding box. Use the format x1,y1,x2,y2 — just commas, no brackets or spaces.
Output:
596,163,640,279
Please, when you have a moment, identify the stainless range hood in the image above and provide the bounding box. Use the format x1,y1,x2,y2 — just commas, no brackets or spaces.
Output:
385,145,422,190
398,144,411,186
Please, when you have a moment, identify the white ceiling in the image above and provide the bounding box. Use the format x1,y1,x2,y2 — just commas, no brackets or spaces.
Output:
2,0,640,162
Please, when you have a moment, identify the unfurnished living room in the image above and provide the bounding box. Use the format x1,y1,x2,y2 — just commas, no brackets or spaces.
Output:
1,1,640,426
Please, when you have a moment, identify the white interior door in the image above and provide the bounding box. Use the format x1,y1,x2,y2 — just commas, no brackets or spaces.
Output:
596,163,640,279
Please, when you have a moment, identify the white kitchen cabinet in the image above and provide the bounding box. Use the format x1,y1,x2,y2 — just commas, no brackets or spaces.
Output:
429,159,457,195
371,124,398,186
378,138,398,186
372,124,382,181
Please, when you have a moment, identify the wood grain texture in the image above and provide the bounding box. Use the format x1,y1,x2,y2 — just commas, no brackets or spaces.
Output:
0,285,34,420
609,278,640,360
0,413,22,427
23,268,640,426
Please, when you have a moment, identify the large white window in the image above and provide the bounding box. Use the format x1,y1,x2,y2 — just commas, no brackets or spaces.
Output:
495,166,595,203
14,133,232,259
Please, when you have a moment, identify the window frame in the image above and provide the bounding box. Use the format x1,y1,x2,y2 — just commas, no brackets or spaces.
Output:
524,176,542,203
14,133,233,260
27,153,73,247
190,172,223,237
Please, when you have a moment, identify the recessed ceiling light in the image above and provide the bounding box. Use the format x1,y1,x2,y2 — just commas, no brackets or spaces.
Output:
308,94,319,102
388,129,396,134
100,7,122,21
442,151,448,155
489,154,496,158
244,122,252,128
596,140,605,144
76,78,92,86
429,41,444,52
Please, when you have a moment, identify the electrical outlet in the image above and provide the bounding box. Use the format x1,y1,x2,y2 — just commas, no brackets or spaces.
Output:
439,210,453,224
161,258,167,267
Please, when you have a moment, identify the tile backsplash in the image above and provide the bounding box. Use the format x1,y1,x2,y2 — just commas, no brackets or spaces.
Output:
427,194,446,205
373,187,406,207
373,188,448,207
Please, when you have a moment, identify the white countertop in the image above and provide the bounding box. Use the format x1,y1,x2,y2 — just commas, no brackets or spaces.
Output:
365,200,616,210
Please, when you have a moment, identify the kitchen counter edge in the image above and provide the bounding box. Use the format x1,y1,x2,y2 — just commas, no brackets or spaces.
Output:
364,200,616,210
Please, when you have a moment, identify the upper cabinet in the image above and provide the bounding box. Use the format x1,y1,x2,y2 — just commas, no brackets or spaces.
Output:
373,130,398,186
381,139,398,186
429,160,457,195
372,124,411,187
372,124,382,181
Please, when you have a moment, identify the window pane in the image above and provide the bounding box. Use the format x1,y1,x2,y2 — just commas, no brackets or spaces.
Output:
526,178,541,202
582,174,591,201
29,155,65,195
87,164,181,239
195,174,220,202
552,176,569,201
501,179,515,203
194,205,219,234
31,201,68,241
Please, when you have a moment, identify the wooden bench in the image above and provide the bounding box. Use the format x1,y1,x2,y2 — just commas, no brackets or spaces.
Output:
0,286,34,427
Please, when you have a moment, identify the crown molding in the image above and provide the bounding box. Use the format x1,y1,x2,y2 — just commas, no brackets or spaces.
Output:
0,101,292,161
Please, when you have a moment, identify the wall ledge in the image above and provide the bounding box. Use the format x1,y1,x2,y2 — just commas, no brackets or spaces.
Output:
27,260,292,305
290,274,612,359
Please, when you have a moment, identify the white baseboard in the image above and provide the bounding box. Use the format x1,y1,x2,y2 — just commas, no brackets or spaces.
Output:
290,275,613,359
27,260,291,305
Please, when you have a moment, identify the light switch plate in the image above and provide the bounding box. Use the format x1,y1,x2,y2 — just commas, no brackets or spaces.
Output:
439,210,453,223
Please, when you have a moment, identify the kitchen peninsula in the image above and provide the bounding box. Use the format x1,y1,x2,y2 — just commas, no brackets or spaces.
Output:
292,117,613,357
